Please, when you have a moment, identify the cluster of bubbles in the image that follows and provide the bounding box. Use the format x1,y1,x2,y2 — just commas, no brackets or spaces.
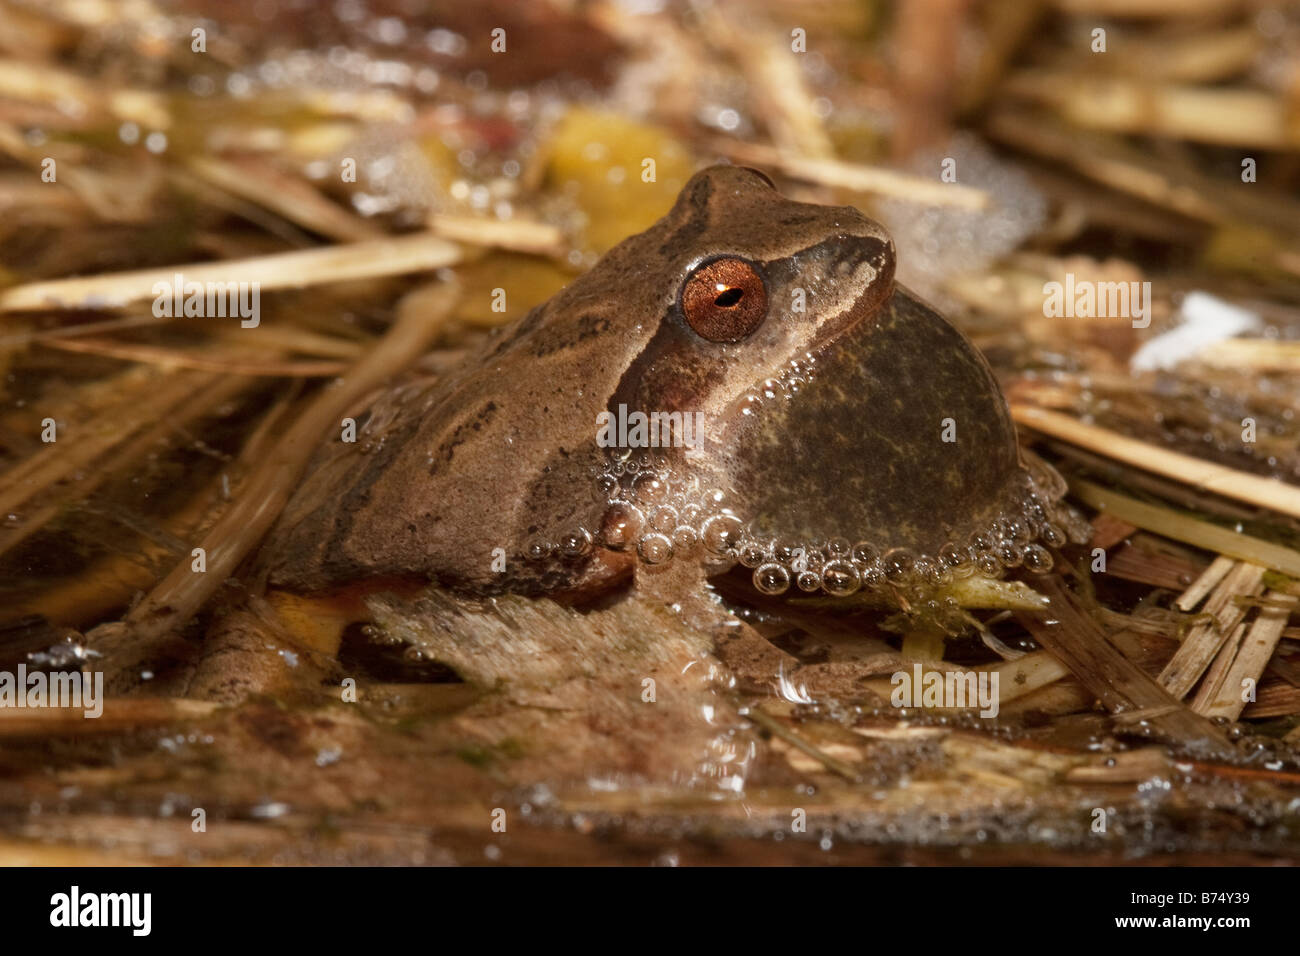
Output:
522,449,743,572
525,447,1075,601
736,489,1068,599
737,353,818,418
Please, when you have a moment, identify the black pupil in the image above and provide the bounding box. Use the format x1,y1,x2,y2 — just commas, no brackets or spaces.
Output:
714,287,744,307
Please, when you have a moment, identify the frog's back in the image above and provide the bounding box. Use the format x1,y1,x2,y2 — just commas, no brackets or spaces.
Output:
260,227,678,596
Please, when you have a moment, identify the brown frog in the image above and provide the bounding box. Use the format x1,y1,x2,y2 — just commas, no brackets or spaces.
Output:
262,165,1069,608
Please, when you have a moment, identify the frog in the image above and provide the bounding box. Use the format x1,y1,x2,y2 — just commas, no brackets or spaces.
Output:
259,164,1072,612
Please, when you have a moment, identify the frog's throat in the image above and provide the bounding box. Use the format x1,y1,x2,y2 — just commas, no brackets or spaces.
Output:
576,440,1071,601
719,284,1026,556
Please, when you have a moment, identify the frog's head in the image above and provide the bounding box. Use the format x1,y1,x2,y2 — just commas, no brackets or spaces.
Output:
608,164,895,420
594,165,1061,597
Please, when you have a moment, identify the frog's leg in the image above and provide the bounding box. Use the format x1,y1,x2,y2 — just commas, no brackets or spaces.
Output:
631,558,798,693
183,591,355,703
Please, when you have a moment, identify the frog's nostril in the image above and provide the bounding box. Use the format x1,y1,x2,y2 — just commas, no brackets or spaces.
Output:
714,288,744,307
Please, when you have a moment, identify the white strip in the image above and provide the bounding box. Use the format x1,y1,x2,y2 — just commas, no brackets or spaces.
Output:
1130,291,1261,372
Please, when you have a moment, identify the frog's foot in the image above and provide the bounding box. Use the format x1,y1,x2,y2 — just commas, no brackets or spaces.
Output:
632,559,798,694
184,594,343,704
632,557,746,636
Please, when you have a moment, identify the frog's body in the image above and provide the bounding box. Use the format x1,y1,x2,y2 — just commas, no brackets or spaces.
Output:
262,165,1063,604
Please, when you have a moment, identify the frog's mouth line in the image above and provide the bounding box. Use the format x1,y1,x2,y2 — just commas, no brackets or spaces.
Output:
798,235,897,357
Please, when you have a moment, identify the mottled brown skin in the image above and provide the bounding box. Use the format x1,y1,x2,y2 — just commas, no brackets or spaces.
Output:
262,165,1025,597
730,288,1024,555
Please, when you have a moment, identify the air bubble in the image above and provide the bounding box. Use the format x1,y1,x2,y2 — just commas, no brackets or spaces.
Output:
822,559,861,597
851,541,879,565
937,542,972,578
701,488,728,509
525,537,552,561
738,541,768,568
795,570,822,592
753,563,791,595
825,536,850,557
916,559,945,587
649,505,678,532
996,542,1023,568
773,536,802,563
602,502,643,550
631,472,668,505
1041,523,1067,548
557,528,592,558
701,512,743,555
1023,544,1053,573
999,516,1031,542
882,548,916,585
638,533,674,565
672,525,699,552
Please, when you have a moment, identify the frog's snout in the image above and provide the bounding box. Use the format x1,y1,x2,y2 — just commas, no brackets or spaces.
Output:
837,212,896,285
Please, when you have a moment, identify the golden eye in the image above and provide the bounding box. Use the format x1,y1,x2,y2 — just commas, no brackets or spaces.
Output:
680,257,768,343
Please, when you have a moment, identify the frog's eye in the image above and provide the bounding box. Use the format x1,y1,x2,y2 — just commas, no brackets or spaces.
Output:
680,257,768,343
